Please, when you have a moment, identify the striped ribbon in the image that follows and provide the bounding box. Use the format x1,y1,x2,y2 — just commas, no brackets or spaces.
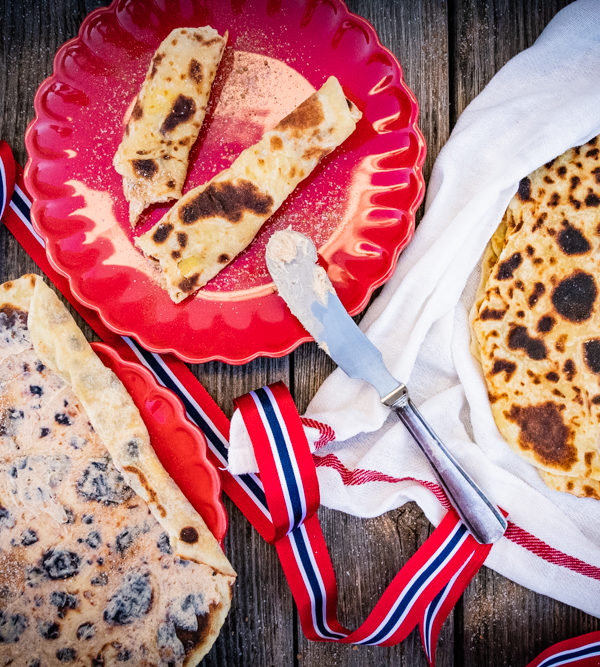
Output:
1,150,596,665
526,631,600,667
0,142,15,223
235,384,490,650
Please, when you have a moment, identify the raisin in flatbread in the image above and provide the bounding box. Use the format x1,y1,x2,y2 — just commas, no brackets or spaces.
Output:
113,27,227,226
470,136,600,497
0,275,235,664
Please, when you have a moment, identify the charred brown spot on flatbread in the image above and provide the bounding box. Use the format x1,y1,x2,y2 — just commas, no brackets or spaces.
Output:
496,252,522,280
189,59,203,84
122,466,166,518
537,314,555,333
583,339,600,374
167,180,176,189
131,99,143,121
178,273,200,293
151,223,173,244
480,307,506,321
551,271,597,322
532,220,546,235
569,194,582,209
171,250,181,260
302,146,328,161
507,402,577,469
175,601,221,656
150,52,164,79
508,325,547,360
179,180,273,225
491,359,516,380
132,159,158,180
177,232,188,248
557,221,591,255
218,254,230,264
270,136,283,150
585,190,600,207
563,358,576,380
160,95,196,134
180,527,199,544
193,34,221,46
276,94,324,133
548,192,560,207
528,282,545,307
545,372,559,382
517,177,531,201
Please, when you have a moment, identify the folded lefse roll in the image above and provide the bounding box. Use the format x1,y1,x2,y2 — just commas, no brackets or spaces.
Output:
113,26,228,226
135,76,362,303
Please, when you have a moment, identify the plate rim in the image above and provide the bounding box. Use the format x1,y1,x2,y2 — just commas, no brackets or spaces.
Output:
91,340,229,543
24,0,426,365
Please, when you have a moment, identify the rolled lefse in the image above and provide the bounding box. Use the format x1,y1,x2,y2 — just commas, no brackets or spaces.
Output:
135,76,362,303
113,27,228,226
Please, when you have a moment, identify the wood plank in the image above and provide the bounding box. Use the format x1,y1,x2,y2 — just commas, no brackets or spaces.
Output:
294,0,452,665
450,1,600,665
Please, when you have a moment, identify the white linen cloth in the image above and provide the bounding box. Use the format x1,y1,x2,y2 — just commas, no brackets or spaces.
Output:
228,0,600,617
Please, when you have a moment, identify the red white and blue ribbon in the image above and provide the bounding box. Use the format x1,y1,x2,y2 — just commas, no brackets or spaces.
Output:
526,631,600,667
234,384,490,651
0,141,15,223
1,151,599,664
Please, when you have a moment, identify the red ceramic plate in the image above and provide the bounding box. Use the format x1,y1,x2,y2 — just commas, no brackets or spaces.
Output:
25,0,425,364
91,341,228,543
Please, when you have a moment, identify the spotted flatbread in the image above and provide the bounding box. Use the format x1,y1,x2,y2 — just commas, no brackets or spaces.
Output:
471,136,600,495
0,275,235,663
113,27,227,226
135,76,362,303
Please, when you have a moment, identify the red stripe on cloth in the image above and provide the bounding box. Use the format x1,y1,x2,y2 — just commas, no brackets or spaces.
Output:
301,417,335,449
505,522,600,582
314,451,600,583
526,631,600,667
314,453,451,508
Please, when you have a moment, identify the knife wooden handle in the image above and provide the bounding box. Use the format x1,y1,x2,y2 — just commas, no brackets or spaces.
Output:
393,398,507,544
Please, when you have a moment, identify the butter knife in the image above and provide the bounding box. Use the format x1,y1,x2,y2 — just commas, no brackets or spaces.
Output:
266,229,506,544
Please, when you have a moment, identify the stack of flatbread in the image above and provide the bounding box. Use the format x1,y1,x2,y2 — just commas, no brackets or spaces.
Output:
0,275,235,663
471,136,600,499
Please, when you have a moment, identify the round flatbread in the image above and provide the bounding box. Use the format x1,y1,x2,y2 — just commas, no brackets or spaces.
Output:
0,275,235,664
471,136,600,488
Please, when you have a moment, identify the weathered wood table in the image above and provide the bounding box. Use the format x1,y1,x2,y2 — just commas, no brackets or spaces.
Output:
2,1,599,665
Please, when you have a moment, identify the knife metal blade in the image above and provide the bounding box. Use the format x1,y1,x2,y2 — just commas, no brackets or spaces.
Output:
266,229,507,544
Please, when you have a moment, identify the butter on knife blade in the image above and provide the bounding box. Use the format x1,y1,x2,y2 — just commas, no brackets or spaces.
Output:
265,228,507,545
265,229,335,353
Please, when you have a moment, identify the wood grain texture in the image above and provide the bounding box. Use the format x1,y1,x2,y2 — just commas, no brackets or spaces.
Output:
1,1,599,666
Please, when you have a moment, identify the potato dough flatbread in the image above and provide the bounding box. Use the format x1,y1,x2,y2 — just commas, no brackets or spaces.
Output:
0,275,235,664
135,76,362,303
471,136,600,489
113,27,227,226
